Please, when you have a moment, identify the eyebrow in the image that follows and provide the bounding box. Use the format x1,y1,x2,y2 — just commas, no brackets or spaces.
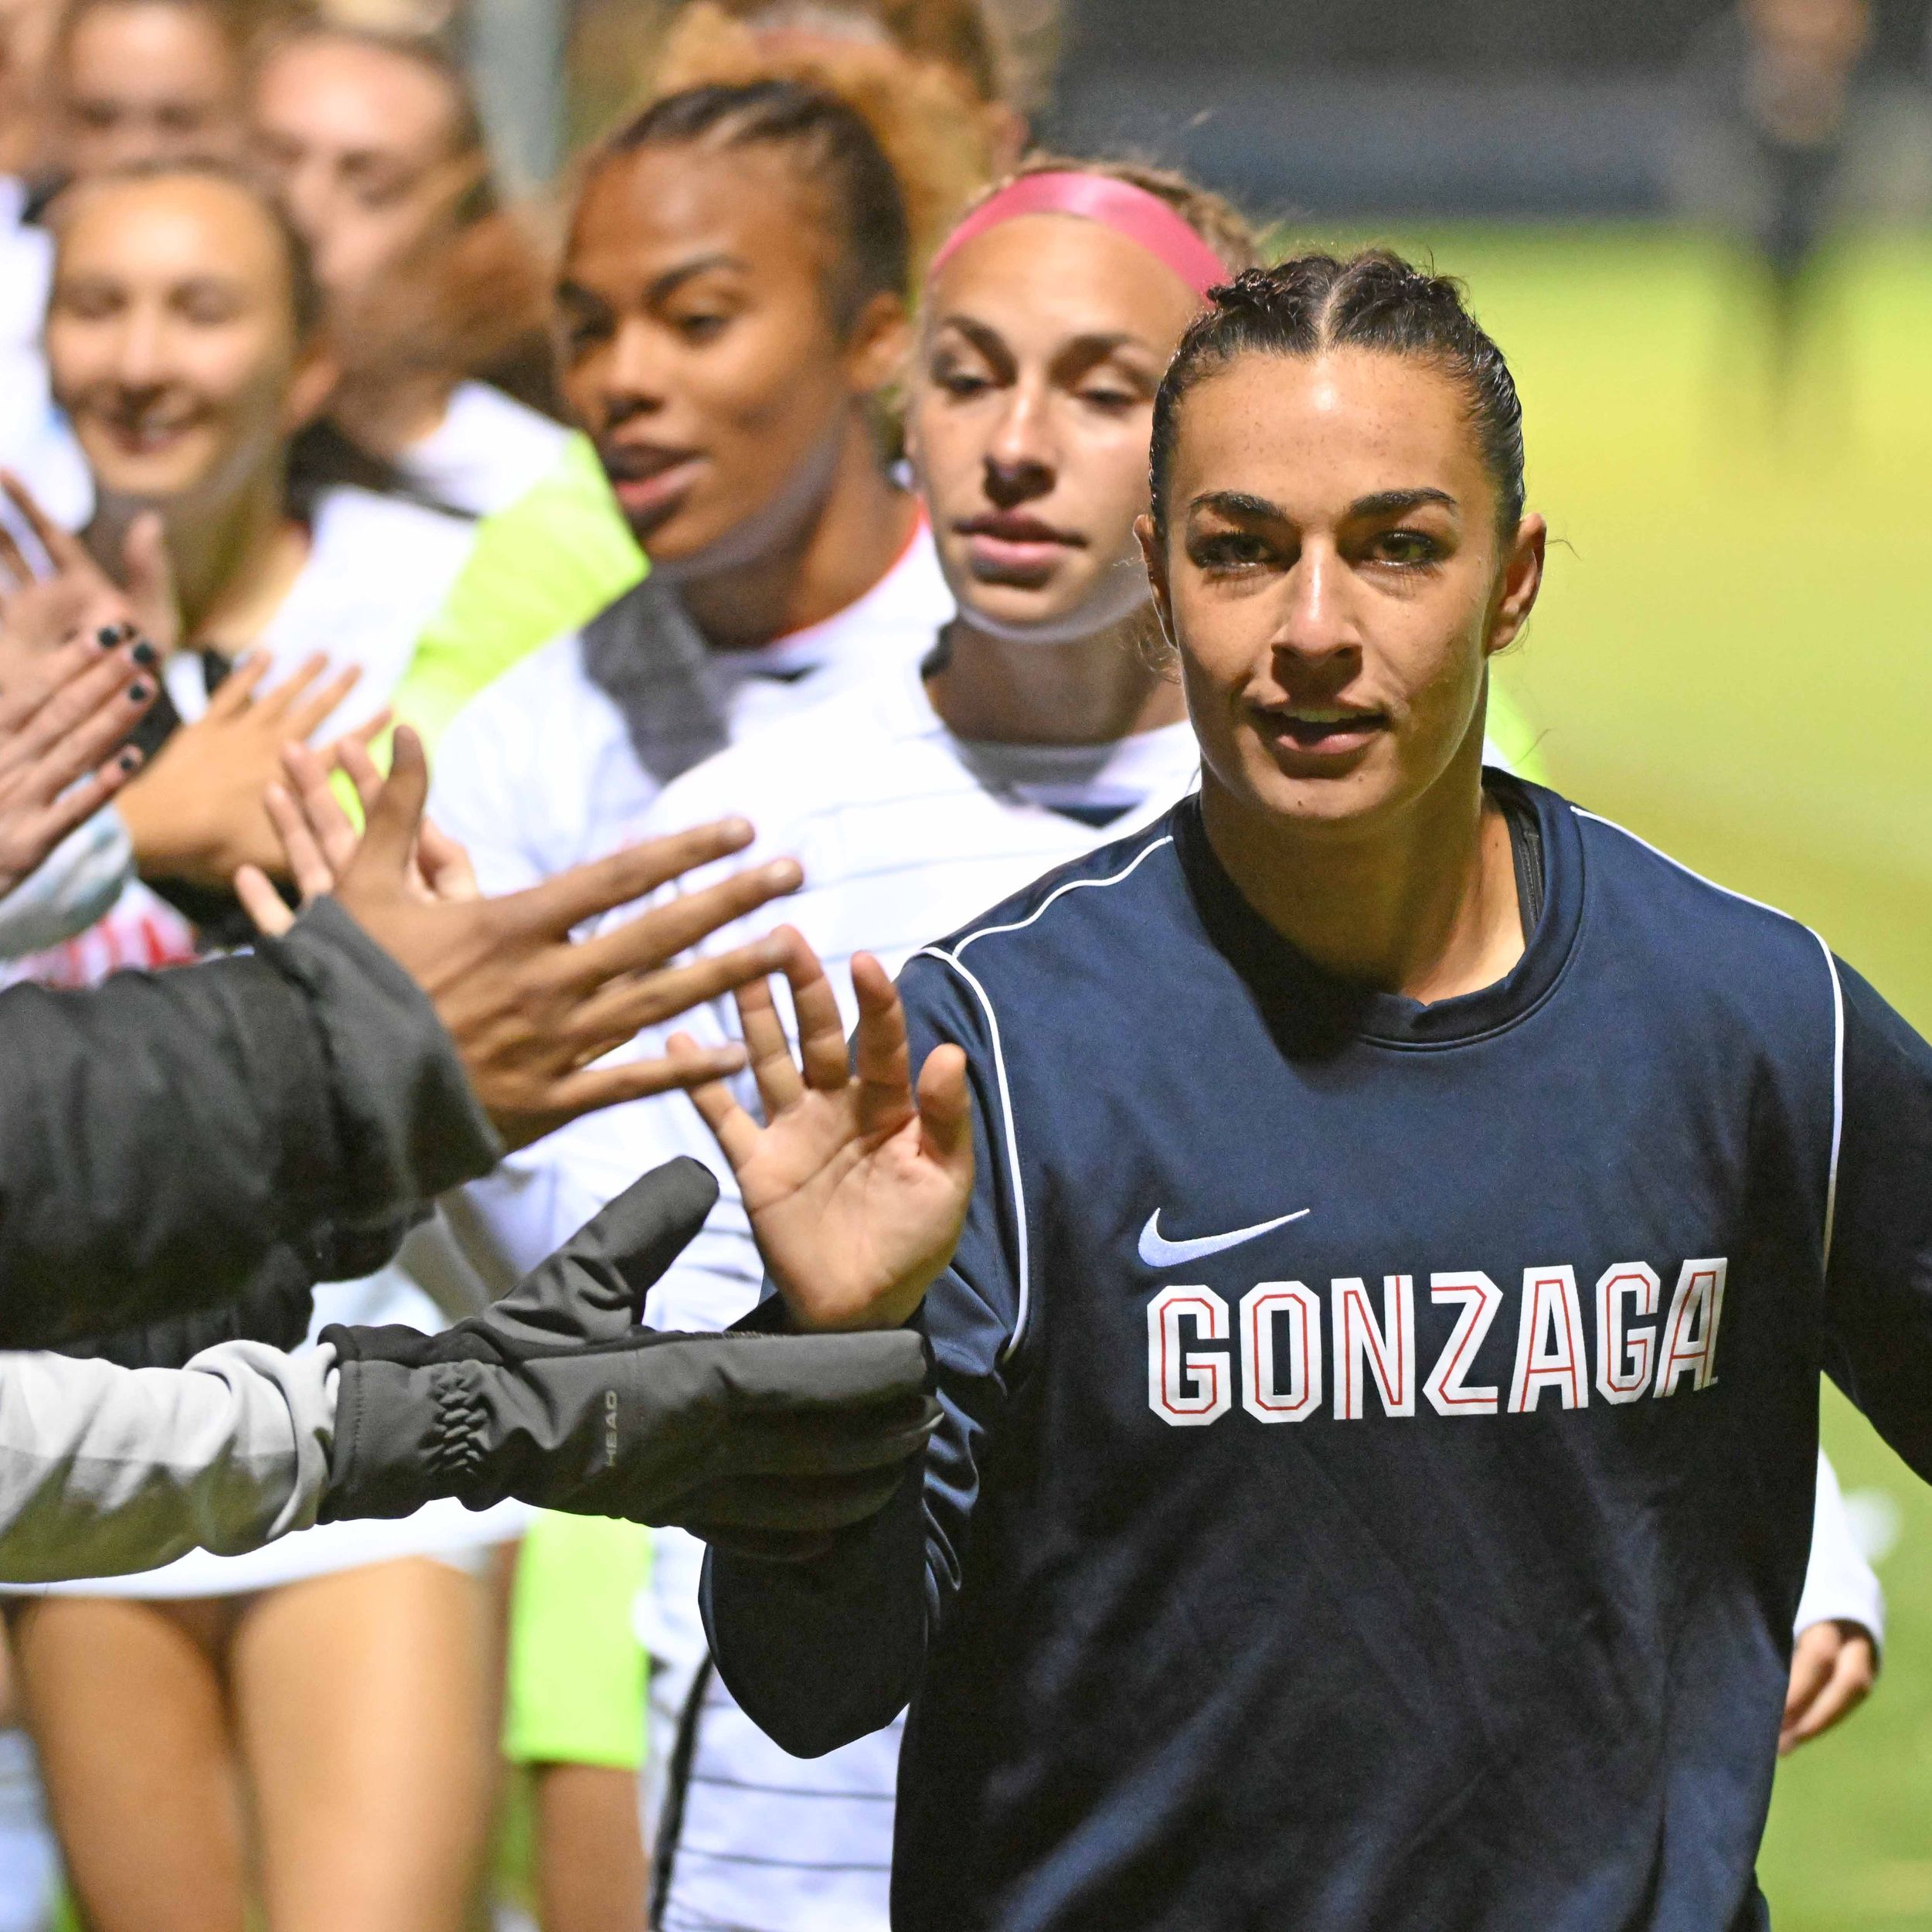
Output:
1352,487,1458,519
934,315,1151,364
556,252,747,310
644,253,747,304
1187,485,1460,519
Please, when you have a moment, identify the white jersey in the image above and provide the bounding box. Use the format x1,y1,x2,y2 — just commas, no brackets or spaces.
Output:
167,482,474,738
430,515,952,899
4,485,474,992
483,659,1202,1932
398,379,573,519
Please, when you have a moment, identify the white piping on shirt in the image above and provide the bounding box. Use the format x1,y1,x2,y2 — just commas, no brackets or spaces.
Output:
913,831,1179,1361
1570,807,1845,1276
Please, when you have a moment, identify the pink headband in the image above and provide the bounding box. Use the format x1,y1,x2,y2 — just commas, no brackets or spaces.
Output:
926,171,1226,304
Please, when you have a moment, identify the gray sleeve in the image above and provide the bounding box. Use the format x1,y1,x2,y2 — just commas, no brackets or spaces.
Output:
0,805,133,960
0,1340,336,1584
0,895,502,1349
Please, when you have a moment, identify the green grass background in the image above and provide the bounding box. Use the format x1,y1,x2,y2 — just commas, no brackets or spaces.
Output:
1355,223,1932,1930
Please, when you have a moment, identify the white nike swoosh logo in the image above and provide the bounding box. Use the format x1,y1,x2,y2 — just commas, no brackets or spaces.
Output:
1137,1207,1311,1268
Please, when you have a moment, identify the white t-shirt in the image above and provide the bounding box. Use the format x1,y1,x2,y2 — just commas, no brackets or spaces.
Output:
430,515,953,899
398,379,573,519
5,485,474,992
481,659,1202,1932
166,482,475,737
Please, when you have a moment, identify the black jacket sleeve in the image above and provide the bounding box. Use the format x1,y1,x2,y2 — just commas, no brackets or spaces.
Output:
0,896,501,1349
59,1243,322,1369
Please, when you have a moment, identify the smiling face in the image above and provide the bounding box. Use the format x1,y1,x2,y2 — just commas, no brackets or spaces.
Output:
46,173,331,512
908,212,1199,642
250,36,475,311
60,0,241,178
557,139,902,564
1141,345,1544,836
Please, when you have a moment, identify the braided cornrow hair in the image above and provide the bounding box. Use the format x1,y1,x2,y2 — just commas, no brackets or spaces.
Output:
1150,250,1526,541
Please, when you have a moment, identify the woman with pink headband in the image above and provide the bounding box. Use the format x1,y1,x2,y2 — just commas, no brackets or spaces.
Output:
454,151,1258,1932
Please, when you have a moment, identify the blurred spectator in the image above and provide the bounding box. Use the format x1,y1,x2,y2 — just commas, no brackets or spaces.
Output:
249,21,573,515
1677,0,1876,388
51,0,252,179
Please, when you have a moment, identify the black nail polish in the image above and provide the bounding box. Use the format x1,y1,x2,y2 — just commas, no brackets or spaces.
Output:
127,681,150,702
118,749,139,773
96,625,121,648
131,639,156,667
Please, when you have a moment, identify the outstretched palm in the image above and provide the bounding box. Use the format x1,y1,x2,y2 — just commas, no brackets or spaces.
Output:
672,934,974,1334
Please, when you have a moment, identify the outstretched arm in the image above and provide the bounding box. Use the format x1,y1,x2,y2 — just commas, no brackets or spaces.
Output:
0,1158,934,1585
692,943,1026,1755
0,727,804,1347
0,1340,336,1584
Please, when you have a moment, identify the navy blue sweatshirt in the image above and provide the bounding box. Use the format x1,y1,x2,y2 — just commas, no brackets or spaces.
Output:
705,774,1932,1932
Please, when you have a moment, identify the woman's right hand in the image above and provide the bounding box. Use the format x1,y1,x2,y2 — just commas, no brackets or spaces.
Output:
0,470,178,671
671,935,975,1333
116,651,387,890
235,734,478,935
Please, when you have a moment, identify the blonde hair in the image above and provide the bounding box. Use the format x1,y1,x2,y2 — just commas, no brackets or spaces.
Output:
651,1,998,274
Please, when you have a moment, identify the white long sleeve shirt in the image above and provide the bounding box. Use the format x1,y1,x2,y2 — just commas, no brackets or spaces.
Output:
0,1341,335,1586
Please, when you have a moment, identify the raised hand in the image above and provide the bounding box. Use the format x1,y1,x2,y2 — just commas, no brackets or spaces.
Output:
116,651,389,889
0,629,158,897
235,735,477,937
310,726,809,1150
671,934,974,1334
0,471,177,667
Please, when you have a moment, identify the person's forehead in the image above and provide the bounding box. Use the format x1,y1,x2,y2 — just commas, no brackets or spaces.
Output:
62,178,284,283
1174,349,1479,498
567,141,828,285
926,213,1200,357
253,38,458,154
70,1,230,76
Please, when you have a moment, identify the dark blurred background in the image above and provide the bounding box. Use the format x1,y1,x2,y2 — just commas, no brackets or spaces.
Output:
1040,0,1932,213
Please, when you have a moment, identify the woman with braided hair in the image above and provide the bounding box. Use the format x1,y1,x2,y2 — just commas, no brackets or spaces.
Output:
689,248,1932,1932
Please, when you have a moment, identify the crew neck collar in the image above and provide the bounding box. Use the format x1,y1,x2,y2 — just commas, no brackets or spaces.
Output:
1172,768,1584,1049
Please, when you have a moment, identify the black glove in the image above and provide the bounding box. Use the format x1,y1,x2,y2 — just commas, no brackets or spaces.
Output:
327,1155,723,1371
318,1160,937,1556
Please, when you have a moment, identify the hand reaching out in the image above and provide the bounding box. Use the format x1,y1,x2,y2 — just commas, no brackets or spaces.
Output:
267,726,812,1150
116,651,389,890
236,735,476,935
0,629,158,898
670,935,974,1333
0,470,177,672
